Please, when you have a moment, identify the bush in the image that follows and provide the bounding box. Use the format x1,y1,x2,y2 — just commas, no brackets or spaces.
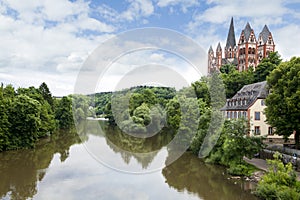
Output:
255,152,300,200
227,163,256,176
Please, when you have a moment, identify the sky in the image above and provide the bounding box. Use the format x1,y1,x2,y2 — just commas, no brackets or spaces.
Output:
0,0,300,96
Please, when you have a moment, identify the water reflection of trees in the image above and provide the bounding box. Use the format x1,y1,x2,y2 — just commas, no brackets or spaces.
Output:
104,125,173,169
0,130,82,200
162,153,257,200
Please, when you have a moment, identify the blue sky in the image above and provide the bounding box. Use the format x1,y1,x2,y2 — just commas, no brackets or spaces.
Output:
0,0,300,95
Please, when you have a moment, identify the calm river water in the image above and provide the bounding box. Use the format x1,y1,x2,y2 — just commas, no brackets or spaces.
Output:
0,121,257,200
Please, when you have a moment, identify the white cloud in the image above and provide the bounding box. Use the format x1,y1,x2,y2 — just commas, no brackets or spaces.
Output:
189,0,287,26
0,1,116,95
156,0,200,13
274,24,300,60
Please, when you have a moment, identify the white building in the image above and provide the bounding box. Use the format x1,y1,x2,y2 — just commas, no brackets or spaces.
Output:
221,81,287,141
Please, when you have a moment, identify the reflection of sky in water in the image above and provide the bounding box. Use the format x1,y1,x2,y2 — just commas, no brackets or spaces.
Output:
33,141,198,200
0,128,256,200
85,135,169,173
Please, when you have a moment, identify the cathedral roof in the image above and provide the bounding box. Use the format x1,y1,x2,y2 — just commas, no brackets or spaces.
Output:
225,17,236,49
221,81,268,111
216,42,222,51
208,45,213,53
259,25,271,44
243,22,254,41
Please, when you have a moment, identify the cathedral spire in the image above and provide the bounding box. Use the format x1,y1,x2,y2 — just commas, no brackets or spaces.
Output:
225,17,236,49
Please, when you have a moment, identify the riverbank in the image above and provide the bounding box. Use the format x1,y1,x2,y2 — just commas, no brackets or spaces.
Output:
244,157,300,181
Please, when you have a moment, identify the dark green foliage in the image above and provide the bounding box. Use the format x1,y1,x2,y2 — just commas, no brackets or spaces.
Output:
254,52,282,83
265,57,300,147
195,119,264,176
255,152,300,200
191,77,210,105
93,92,112,115
38,82,54,109
0,83,74,151
0,85,11,151
220,64,254,98
55,96,74,129
103,86,175,128
9,94,41,149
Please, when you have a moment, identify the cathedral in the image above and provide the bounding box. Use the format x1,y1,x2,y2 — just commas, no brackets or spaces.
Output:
208,17,275,74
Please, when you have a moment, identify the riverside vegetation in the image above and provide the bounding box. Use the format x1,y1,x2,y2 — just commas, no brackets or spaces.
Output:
1,53,299,199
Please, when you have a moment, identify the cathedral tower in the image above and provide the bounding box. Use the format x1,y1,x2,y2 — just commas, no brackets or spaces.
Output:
257,25,275,63
237,22,257,71
225,17,237,60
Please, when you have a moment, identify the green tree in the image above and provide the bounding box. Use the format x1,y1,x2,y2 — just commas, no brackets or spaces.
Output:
191,77,210,104
254,52,282,82
205,119,264,175
265,57,300,148
129,93,144,115
166,97,181,130
38,101,56,137
220,65,254,98
55,96,74,129
141,88,157,106
9,95,42,149
255,152,300,200
38,82,54,109
0,85,11,151
132,103,151,126
17,85,56,137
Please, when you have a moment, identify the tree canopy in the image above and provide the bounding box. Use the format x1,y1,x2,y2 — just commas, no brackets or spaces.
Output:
0,83,75,151
265,57,300,147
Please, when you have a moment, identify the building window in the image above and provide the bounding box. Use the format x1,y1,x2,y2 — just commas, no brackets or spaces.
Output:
254,126,260,135
230,111,233,119
255,112,260,120
227,111,230,118
261,99,265,106
238,112,241,118
268,127,274,135
234,111,237,118
243,111,247,118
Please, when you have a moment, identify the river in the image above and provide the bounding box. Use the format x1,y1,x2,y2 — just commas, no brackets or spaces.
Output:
0,121,257,200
